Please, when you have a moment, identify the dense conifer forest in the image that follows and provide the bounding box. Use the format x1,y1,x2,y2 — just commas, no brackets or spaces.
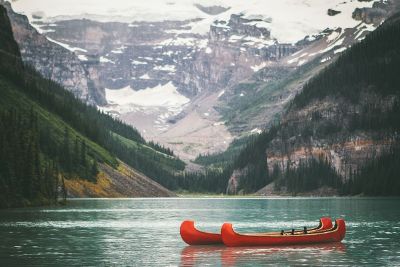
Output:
293,13,400,109
0,109,59,206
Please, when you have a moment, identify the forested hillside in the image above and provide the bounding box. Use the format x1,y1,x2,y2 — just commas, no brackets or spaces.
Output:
184,11,400,196
0,6,182,207
229,11,400,196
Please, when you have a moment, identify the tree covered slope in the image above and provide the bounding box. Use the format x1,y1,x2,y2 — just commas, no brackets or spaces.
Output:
0,6,181,207
235,11,400,196
190,11,400,196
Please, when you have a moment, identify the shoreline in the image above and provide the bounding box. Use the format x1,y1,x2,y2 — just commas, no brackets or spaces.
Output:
3,195,400,209
66,195,400,199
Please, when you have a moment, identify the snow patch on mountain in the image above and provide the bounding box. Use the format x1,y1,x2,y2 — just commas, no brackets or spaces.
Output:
287,52,309,65
132,60,147,65
46,37,87,52
355,23,377,40
100,56,114,64
140,73,150,80
105,82,189,108
99,82,190,133
111,46,127,54
320,56,331,63
320,30,345,53
297,59,307,66
250,128,262,134
77,54,88,61
153,65,176,72
334,47,347,54
251,62,267,72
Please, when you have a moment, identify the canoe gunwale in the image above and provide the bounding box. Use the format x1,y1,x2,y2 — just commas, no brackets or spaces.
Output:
227,219,343,238
248,217,332,236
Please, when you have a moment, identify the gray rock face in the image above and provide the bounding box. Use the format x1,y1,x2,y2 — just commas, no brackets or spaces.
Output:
38,18,198,96
178,14,299,96
209,14,271,41
352,6,388,24
354,0,400,24
228,14,271,38
226,169,244,195
1,1,101,104
327,9,341,16
266,93,397,179
9,5,301,104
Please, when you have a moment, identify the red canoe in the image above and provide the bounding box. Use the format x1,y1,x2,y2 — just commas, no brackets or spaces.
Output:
221,219,346,247
180,217,333,245
180,220,222,245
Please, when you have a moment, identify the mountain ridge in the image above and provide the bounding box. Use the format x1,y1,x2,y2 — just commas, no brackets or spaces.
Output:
5,0,396,160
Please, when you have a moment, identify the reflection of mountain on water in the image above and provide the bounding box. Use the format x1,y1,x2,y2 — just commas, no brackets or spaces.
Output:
180,243,346,266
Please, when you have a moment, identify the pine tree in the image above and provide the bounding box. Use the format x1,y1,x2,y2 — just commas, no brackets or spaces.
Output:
91,160,99,181
80,140,87,167
63,127,72,173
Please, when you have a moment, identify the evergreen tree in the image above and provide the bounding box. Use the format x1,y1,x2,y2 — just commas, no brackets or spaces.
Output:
91,160,99,180
62,127,72,173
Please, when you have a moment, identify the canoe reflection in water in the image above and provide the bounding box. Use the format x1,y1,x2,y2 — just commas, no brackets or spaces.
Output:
180,243,346,267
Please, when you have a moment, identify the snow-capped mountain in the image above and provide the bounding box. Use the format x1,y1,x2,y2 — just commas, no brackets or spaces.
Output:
11,0,379,42
4,0,398,160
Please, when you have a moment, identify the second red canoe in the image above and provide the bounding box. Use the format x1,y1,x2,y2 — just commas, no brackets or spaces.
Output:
221,219,346,247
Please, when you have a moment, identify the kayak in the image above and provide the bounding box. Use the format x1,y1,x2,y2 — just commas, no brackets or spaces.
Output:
180,220,222,245
180,217,333,245
221,219,346,247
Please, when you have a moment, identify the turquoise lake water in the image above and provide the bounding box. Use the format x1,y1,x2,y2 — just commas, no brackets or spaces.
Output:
0,198,399,266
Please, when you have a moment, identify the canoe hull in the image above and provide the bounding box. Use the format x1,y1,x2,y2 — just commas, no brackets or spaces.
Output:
221,219,346,247
180,220,222,245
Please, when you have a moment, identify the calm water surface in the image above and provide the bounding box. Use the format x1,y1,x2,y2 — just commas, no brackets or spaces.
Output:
0,198,399,266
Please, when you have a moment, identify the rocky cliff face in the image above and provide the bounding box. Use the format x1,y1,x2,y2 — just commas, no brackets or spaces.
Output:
26,11,299,98
225,169,243,195
266,95,396,179
0,4,22,75
179,13,299,96
352,0,393,24
1,1,101,104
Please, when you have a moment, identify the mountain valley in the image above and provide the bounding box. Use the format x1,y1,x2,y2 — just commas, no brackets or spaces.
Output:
1,0,400,200
6,0,397,160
